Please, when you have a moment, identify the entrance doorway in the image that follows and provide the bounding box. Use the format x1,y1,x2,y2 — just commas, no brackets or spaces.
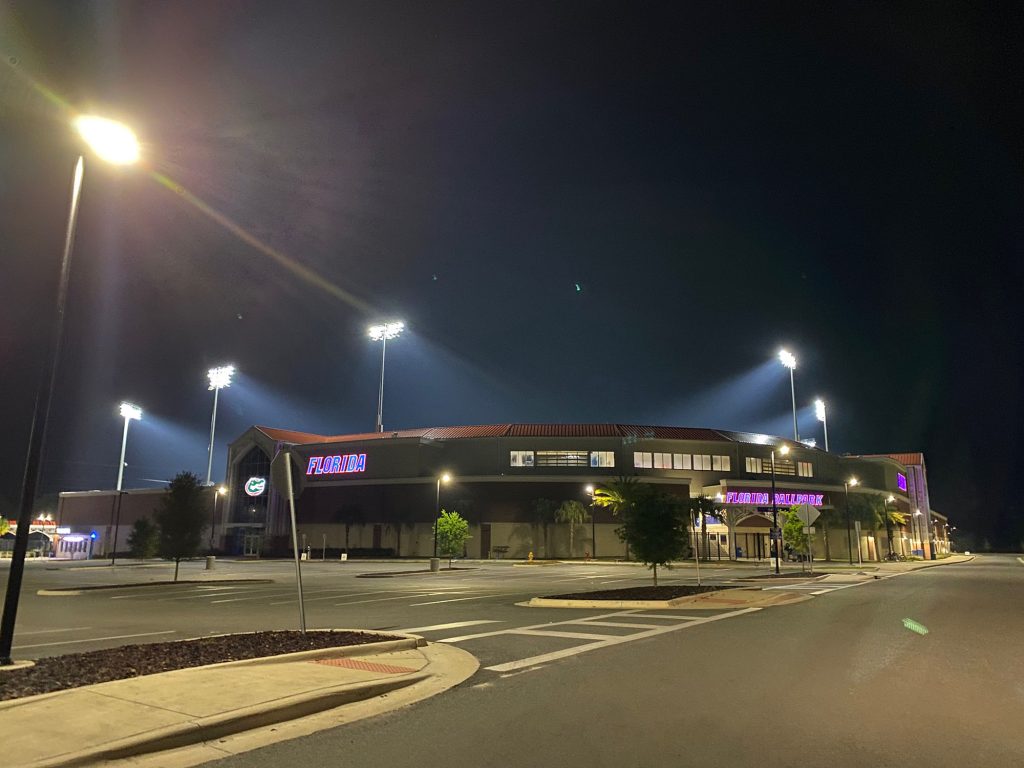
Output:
242,532,263,557
480,524,491,559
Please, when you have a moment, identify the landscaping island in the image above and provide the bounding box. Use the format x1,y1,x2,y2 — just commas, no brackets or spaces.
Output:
545,585,737,601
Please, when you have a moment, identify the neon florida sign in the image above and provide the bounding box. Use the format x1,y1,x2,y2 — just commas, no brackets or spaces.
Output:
725,492,824,506
306,453,367,476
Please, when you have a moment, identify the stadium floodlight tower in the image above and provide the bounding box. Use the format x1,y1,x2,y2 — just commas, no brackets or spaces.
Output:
205,365,236,485
778,349,798,441
814,398,829,452
368,321,404,433
116,402,143,491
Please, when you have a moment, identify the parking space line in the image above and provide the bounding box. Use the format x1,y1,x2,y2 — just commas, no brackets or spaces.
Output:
18,626,93,636
334,594,436,607
512,629,618,641
439,609,655,643
565,620,674,629
15,630,177,650
396,620,502,633
409,594,503,606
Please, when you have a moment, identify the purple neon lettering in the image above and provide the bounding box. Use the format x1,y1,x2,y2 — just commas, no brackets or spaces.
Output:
306,457,318,475
355,453,366,472
344,454,356,472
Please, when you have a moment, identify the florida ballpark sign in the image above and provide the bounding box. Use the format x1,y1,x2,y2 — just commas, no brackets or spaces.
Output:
724,491,824,506
305,453,367,476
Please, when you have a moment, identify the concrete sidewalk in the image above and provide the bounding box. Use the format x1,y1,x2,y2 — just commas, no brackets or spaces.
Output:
4,636,477,768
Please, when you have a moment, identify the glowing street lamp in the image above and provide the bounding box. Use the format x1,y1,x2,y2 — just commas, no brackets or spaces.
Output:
205,365,235,486
433,472,452,559
769,444,789,574
210,485,227,553
1,115,140,665
585,485,596,559
116,402,143,492
814,398,829,452
844,477,859,564
368,322,404,433
779,350,798,441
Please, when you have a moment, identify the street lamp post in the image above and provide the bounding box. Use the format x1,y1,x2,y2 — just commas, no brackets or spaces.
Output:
844,477,859,565
770,444,789,575
814,398,829,452
883,494,895,557
585,485,595,559
368,322,404,433
779,350,798,441
0,115,139,666
210,485,226,553
205,365,235,486
433,472,451,559
111,402,142,565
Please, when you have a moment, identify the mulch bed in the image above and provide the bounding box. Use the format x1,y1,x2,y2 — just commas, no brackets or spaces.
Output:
0,630,398,702
546,585,738,600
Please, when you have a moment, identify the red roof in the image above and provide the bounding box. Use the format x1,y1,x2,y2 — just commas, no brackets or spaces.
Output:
858,452,925,468
255,423,733,445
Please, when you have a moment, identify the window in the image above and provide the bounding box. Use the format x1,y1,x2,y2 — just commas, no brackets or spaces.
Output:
510,450,534,467
590,451,615,468
692,454,712,471
712,455,731,471
653,452,673,469
673,453,691,470
633,451,653,468
798,461,813,478
535,450,588,467
745,456,763,474
721,455,731,471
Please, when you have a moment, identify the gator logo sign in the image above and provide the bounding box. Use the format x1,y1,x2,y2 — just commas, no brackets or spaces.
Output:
306,453,367,476
244,477,267,496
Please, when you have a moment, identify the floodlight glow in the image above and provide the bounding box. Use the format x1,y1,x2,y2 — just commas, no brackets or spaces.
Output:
441,473,451,483
815,398,826,421
207,365,235,390
73,115,140,165
368,321,404,341
779,444,789,455
886,495,895,503
119,402,142,420
217,486,227,495
849,477,858,487
778,349,796,369
585,484,594,494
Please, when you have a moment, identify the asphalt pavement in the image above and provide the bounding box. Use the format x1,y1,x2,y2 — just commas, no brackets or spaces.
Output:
185,553,1021,768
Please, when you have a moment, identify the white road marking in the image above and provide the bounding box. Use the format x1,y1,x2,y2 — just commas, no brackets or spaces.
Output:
485,608,760,672
440,609,661,643
564,620,673,629
18,626,93,636
396,620,503,633
512,629,617,641
269,589,402,605
209,591,299,604
15,630,177,650
334,594,436,607
409,594,504,606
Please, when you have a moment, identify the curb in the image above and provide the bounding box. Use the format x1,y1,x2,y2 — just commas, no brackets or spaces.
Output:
356,568,480,579
523,587,811,610
37,578,275,596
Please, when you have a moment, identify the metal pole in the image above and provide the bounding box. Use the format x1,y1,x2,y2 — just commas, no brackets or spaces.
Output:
845,483,854,565
0,156,84,666
771,450,779,575
110,491,124,566
692,512,701,586
822,412,829,452
116,416,130,491
433,477,440,557
927,512,937,560
376,335,387,433
283,451,306,633
209,491,218,553
789,367,798,441
205,386,220,485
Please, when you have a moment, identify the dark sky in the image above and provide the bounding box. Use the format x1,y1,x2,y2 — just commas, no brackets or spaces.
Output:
1,1,1021,547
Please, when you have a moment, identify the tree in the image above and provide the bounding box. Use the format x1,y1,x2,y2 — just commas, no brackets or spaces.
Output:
615,487,691,586
592,476,642,516
556,499,589,558
127,517,159,560
154,472,208,581
781,508,809,557
688,494,720,561
532,498,558,557
0,517,9,537
434,509,471,568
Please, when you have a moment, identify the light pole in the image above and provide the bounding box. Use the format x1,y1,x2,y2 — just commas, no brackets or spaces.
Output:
844,477,858,565
205,365,235,486
770,444,789,574
883,494,896,557
433,472,451,558
111,402,142,565
814,398,829,452
210,485,227,553
585,485,595,559
1,114,139,666
779,350,798,441
368,321,404,433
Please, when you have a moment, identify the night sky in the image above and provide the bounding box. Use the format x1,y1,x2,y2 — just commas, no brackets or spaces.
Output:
1,2,1021,548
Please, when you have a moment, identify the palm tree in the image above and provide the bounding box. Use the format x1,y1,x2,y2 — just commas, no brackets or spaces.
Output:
532,498,558,558
592,476,642,516
556,500,590,558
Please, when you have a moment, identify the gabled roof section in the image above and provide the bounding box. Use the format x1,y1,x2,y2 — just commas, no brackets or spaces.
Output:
856,452,924,467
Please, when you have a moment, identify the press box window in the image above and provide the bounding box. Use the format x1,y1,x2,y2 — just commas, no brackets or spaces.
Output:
653,452,673,469
712,455,731,471
535,450,589,467
798,461,813,477
590,451,615,468
673,453,691,470
633,452,653,469
745,457,763,473
510,451,534,467
692,454,712,471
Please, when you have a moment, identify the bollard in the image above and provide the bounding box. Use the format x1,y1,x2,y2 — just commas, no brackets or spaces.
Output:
429,557,441,572
205,555,215,570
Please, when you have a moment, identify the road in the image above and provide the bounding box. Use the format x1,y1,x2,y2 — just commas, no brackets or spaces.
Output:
3,555,1021,766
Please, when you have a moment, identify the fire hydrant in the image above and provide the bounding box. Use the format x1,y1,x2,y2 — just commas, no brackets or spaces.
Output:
527,551,534,562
